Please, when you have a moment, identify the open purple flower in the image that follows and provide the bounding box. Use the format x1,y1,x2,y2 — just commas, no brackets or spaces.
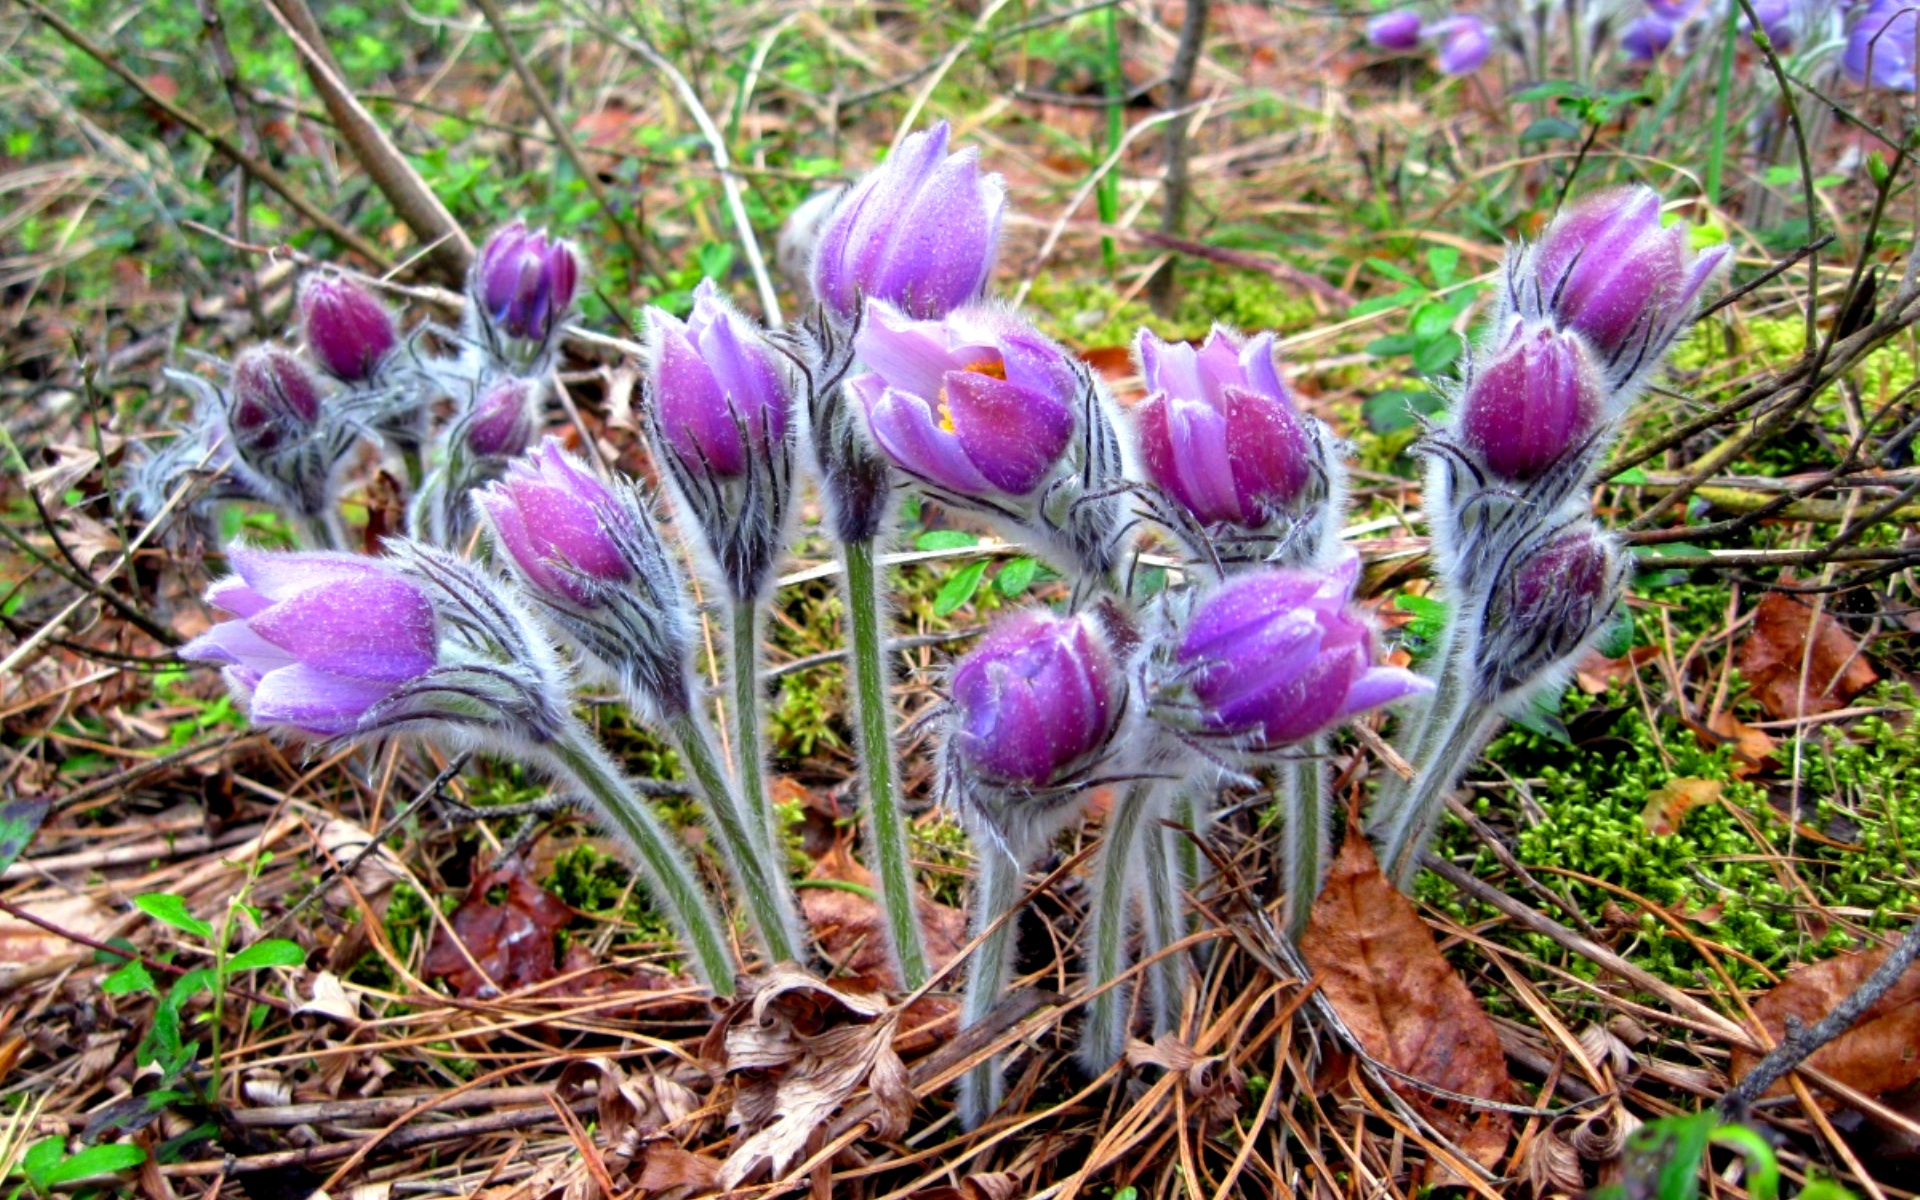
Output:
1432,14,1491,74
848,302,1078,499
228,347,323,459
474,222,580,346
646,280,791,478
180,547,437,737
1622,13,1678,59
1164,555,1430,750
1458,319,1604,481
1135,327,1316,528
1845,0,1918,89
475,440,633,605
812,122,1007,323
951,610,1122,789
1526,186,1730,366
1368,9,1425,49
299,275,397,384
1745,0,1798,49
464,378,540,460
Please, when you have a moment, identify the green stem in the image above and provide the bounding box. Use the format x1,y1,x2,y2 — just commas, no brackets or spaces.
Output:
1375,700,1496,889
729,600,779,859
667,710,802,965
1375,619,1467,825
1281,737,1332,942
843,536,929,988
1079,781,1157,1073
1704,0,1739,207
546,724,736,993
958,845,1022,1128
1139,811,1188,1038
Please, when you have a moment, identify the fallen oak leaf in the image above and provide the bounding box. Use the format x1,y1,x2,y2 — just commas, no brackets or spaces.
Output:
423,858,576,999
1730,946,1920,1104
1706,711,1777,779
1641,777,1723,837
1735,590,1879,721
1301,821,1516,1172
704,965,914,1187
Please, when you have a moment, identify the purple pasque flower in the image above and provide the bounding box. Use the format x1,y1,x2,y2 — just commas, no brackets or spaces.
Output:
1524,185,1730,369
474,222,580,346
811,122,1007,323
1368,9,1425,49
464,377,540,460
228,347,324,459
1162,554,1430,750
1135,326,1317,529
1745,0,1798,48
1432,14,1492,74
180,546,437,737
646,280,791,478
1457,318,1605,482
1845,0,1918,89
1476,523,1624,699
299,275,398,384
951,610,1123,789
475,439,634,605
848,301,1079,499
1622,13,1678,58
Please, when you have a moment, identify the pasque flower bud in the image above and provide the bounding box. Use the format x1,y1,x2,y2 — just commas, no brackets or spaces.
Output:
474,222,580,347
1135,326,1319,530
464,378,540,460
647,281,791,478
1476,525,1625,699
1457,319,1605,482
951,610,1123,790
1367,9,1424,49
1523,186,1729,376
228,347,324,458
812,122,1006,323
849,302,1078,500
1158,554,1430,750
475,440,632,605
180,547,437,737
1433,14,1491,73
299,275,398,384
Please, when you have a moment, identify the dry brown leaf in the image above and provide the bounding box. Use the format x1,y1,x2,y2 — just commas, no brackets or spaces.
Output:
1641,777,1723,837
1707,711,1777,778
1730,946,1920,1102
1575,645,1661,695
1301,822,1515,1171
705,964,912,1187
0,894,114,968
1126,1033,1244,1125
801,842,967,996
630,1138,721,1199
1735,591,1879,720
423,858,576,998
912,1173,1023,1200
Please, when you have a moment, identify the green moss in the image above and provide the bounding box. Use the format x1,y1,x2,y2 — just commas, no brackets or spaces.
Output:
911,810,976,910
1023,267,1322,349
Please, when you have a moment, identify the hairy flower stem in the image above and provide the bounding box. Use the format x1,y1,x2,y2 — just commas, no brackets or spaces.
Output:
1374,619,1471,827
843,536,930,988
1080,780,1158,1072
1373,699,1497,887
666,710,802,964
545,725,736,993
729,600,779,859
958,845,1022,1128
1281,738,1332,941
1139,814,1187,1038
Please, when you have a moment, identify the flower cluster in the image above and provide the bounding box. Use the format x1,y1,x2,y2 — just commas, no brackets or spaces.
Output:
1367,9,1492,74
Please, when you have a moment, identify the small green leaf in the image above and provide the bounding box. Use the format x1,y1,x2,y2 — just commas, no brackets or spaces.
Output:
915,529,979,551
1411,333,1463,376
995,557,1039,597
133,895,212,941
1520,117,1583,143
1363,257,1423,287
1510,682,1572,745
22,1137,63,1187
1345,287,1423,318
1426,245,1460,287
0,797,49,876
1363,388,1447,434
225,940,305,974
1612,466,1650,484
934,560,990,616
169,967,216,1002
101,960,156,996
1410,302,1455,342
46,1144,145,1185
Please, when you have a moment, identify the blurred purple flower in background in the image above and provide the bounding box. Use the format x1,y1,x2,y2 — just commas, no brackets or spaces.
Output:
1845,0,1918,89
1367,9,1425,48
227,347,323,459
1432,14,1491,73
464,378,539,460
180,547,437,737
1622,13,1678,58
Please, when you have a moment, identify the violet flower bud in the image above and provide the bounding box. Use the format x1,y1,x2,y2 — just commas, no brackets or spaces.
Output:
475,440,634,605
1135,326,1319,530
474,221,580,347
1158,554,1430,751
1844,0,1918,89
465,378,540,460
811,122,1007,323
228,347,323,459
1476,524,1625,700
180,547,436,737
1368,9,1425,49
1745,0,1797,49
299,275,398,384
1457,319,1605,482
1622,14,1677,58
1432,15,1491,74
848,302,1078,499
951,610,1123,790
1524,185,1730,373
646,281,791,478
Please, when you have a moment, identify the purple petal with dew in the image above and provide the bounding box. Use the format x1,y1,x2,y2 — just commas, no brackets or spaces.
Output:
1193,329,1246,406
205,576,273,619
699,303,786,446
1156,393,1243,525
1222,385,1312,516
944,369,1075,495
1244,648,1362,745
653,315,742,475
840,125,953,311
1237,331,1289,404
511,480,629,584
881,147,999,317
1675,242,1732,311
249,575,438,683
1191,613,1326,713
1143,333,1205,405
250,663,398,737
180,620,297,675
1180,572,1328,661
865,386,996,495
1339,666,1435,719
856,303,963,399
226,545,383,605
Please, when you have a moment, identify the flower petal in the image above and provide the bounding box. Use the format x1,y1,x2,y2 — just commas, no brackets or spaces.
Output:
943,369,1074,495
249,663,399,737
863,385,995,495
248,574,437,682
